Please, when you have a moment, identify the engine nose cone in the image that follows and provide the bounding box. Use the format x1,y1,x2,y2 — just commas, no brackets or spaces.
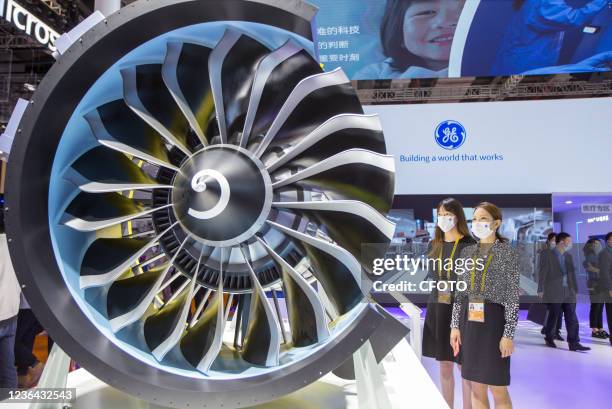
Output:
172,145,272,246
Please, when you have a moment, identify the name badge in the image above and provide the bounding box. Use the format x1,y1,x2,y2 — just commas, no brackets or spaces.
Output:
468,297,485,323
438,290,452,304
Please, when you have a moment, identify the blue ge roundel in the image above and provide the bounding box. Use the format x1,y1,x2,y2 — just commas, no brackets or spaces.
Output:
435,120,466,150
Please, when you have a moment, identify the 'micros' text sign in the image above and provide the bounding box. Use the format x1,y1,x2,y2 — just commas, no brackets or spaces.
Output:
0,0,60,51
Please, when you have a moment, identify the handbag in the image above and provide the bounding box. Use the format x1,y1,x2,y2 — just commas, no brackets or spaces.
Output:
527,302,548,326
586,277,600,296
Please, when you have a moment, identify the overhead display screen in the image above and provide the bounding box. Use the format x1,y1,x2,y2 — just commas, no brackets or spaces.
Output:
309,0,612,79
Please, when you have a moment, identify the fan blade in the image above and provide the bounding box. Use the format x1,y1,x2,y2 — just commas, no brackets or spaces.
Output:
162,41,213,146
256,237,329,347
121,65,192,156
267,114,385,172
241,40,321,148
66,146,172,193
181,292,224,373
189,288,212,328
272,201,395,272
145,270,199,361
85,101,178,171
267,221,363,316
272,149,395,215
108,235,191,332
180,248,226,373
254,68,363,158
209,29,270,144
80,221,174,290
62,191,171,232
107,263,169,320
240,246,281,367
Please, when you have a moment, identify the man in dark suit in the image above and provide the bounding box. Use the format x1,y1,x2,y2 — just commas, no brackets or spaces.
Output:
598,232,612,345
538,233,563,340
538,232,590,351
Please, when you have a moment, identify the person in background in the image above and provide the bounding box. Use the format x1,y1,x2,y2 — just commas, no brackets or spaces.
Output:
540,232,557,254
539,232,590,351
354,0,465,79
545,232,556,249
583,239,608,338
451,202,519,409
0,208,22,400
493,0,610,74
14,293,44,388
423,198,475,409
538,233,563,340
597,232,612,345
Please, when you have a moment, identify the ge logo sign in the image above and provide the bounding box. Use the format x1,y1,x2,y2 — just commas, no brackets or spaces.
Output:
435,120,466,150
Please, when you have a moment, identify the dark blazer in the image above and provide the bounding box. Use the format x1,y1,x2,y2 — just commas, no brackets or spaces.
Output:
599,249,612,301
538,249,578,303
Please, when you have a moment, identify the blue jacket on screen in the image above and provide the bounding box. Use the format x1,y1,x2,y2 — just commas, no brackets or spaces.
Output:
492,0,608,75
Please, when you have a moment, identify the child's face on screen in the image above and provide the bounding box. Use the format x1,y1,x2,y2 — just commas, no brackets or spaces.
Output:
403,0,464,66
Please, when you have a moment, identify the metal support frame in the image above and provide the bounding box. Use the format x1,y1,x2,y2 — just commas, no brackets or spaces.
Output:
54,12,105,56
53,0,119,58
317,288,396,409
382,290,423,360
493,74,525,101
356,77,612,104
28,344,72,409
95,0,122,17
0,35,47,49
399,302,423,360
40,0,67,17
0,98,29,160
354,341,393,409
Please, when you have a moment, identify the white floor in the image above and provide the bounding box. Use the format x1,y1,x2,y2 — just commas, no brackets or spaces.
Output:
421,315,612,409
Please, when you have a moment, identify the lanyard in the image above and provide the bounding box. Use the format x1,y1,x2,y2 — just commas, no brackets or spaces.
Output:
439,238,460,280
470,246,494,293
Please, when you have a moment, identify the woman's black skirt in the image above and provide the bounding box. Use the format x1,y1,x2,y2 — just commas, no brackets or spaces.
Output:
460,301,511,386
422,298,459,363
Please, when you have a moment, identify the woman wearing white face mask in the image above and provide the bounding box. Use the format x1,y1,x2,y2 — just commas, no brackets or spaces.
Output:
450,202,519,409
423,198,475,409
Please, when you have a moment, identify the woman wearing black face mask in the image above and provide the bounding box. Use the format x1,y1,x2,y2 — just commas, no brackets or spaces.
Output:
422,198,475,409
